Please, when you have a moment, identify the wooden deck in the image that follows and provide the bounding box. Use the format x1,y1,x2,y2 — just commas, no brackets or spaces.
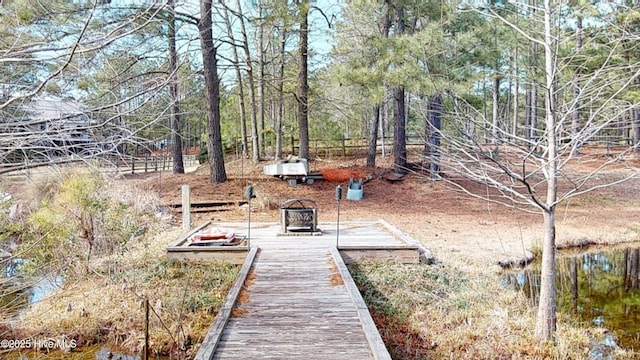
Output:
194,220,425,360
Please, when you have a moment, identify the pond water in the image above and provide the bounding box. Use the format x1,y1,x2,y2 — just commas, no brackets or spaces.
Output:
1,258,29,315
1,261,172,360
1,258,63,315
503,246,640,350
1,344,170,360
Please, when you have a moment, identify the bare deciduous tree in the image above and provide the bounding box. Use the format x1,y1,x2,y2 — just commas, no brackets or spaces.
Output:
426,0,640,341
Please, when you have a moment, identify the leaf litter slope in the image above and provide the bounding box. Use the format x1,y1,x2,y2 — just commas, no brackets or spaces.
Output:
131,151,640,359
137,153,640,268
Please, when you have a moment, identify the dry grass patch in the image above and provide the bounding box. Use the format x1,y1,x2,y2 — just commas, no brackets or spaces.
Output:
348,260,637,360
9,229,239,358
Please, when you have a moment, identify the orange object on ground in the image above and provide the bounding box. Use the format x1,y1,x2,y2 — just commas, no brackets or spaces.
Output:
320,168,365,182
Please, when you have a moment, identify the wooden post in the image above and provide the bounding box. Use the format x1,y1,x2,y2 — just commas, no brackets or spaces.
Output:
144,298,149,360
336,185,342,247
144,156,148,173
342,136,346,157
131,156,135,174
182,185,191,230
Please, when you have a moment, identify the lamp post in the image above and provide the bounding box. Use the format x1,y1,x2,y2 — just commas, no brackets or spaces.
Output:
335,185,342,248
246,185,256,248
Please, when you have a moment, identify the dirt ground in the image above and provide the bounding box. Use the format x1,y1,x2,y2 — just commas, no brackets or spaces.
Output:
133,151,640,272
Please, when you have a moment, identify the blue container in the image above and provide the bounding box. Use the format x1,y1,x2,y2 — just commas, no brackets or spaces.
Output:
346,177,363,201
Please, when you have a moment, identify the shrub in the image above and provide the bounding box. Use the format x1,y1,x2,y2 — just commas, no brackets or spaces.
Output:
21,168,158,276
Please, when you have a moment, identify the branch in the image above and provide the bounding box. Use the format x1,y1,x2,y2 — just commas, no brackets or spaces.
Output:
310,6,336,29
0,6,96,110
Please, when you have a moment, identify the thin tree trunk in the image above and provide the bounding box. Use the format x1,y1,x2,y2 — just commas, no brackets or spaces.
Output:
526,0,538,146
392,1,407,174
168,0,184,174
367,104,380,167
222,2,247,158
381,94,387,157
537,208,557,341
258,0,266,157
236,0,259,163
511,44,519,138
492,73,501,145
426,94,442,178
525,88,532,142
531,52,538,142
275,24,286,160
531,85,538,142
199,0,227,183
297,0,310,160
571,16,583,156
535,0,558,341
632,107,640,152
369,5,392,164
393,87,407,173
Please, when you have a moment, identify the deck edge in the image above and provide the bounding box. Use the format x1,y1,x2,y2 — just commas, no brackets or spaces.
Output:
330,246,392,360
378,218,436,264
193,246,258,360
167,221,211,248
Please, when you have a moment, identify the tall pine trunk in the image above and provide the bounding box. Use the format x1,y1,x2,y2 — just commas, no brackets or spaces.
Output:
392,0,407,174
168,0,184,174
199,0,227,183
393,86,407,173
297,0,310,160
258,1,266,158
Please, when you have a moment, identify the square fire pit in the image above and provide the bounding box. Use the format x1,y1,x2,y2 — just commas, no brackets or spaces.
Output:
280,198,319,234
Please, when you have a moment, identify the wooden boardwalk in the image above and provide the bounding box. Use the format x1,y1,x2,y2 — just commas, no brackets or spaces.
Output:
195,220,422,360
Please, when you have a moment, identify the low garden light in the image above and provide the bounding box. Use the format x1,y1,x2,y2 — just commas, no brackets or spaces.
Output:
246,185,256,248
335,185,342,248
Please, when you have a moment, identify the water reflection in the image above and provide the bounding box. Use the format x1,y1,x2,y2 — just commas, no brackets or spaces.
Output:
503,247,640,349
28,275,63,304
1,345,167,360
1,258,63,314
1,258,29,316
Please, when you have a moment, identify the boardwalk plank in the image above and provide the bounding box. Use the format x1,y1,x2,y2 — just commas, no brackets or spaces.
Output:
194,220,399,360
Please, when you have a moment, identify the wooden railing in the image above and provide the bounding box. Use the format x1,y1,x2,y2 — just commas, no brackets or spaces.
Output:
112,154,198,174
288,136,425,158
